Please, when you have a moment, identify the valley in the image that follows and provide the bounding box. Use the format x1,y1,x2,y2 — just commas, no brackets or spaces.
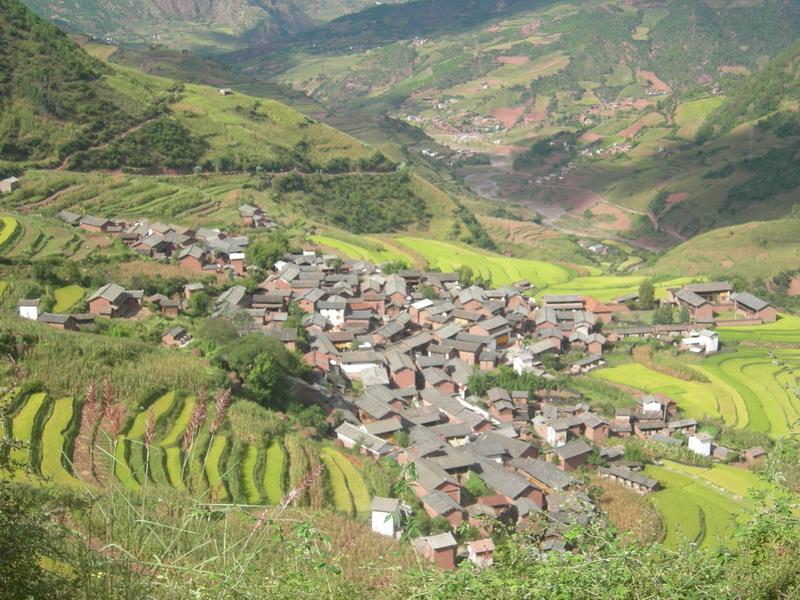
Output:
1,0,799,597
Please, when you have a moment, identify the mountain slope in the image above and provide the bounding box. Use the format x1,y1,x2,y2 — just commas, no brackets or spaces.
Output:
0,0,157,170
20,0,410,49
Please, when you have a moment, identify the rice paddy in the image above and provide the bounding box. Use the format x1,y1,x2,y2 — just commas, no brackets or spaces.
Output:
394,237,573,287
39,397,80,487
52,285,85,313
595,347,800,438
644,460,763,549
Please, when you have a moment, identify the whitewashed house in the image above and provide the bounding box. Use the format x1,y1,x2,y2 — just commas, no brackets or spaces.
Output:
371,496,400,537
688,432,714,457
17,299,40,321
467,538,496,568
682,329,719,354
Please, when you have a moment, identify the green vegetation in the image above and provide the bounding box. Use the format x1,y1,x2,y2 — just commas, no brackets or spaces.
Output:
39,397,79,487
113,436,141,491
263,439,287,504
321,449,354,514
9,392,47,468
52,285,84,314
0,217,20,251
395,237,573,287
241,445,261,504
539,276,696,303
205,435,229,501
323,448,371,514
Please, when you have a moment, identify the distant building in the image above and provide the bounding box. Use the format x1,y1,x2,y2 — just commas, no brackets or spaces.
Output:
688,432,713,457
0,176,20,193
371,497,400,538
17,298,39,321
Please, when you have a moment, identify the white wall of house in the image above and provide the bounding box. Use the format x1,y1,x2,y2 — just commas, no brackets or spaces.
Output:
18,306,38,321
341,362,380,378
688,435,712,456
371,510,396,537
320,308,345,327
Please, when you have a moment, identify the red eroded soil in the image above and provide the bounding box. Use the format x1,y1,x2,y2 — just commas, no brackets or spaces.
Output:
637,70,672,93
573,201,632,230
618,120,646,139
493,106,526,128
666,192,689,205
524,109,547,123
579,132,603,143
497,55,529,65
788,277,800,297
521,20,541,35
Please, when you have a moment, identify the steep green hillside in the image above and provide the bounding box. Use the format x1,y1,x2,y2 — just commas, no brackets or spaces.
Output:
21,0,411,50
0,0,162,171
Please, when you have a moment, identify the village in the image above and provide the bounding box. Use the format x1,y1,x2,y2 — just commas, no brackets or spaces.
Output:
11,202,779,570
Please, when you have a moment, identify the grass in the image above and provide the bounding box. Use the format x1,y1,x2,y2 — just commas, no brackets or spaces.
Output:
592,363,726,422
674,97,727,139
645,462,746,549
114,436,141,491
164,447,185,490
241,445,261,504
52,285,85,313
205,435,229,501
263,439,286,504
394,237,573,287
39,397,80,487
310,234,412,265
321,450,354,515
161,395,195,446
10,392,48,467
322,448,371,514
128,391,177,439
539,276,698,303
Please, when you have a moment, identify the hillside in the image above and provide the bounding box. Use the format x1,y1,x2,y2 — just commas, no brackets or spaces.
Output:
0,0,159,172
227,0,800,245
20,0,410,50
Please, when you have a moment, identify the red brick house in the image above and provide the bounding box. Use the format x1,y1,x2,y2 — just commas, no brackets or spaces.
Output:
730,292,777,322
414,532,457,570
555,439,592,472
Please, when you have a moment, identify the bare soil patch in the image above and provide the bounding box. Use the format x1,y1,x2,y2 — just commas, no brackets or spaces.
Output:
720,64,751,75
497,55,529,65
788,277,800,297
637,70,672,93
666,192,689,205
493,106,526,128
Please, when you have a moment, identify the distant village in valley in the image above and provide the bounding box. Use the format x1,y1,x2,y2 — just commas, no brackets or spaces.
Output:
13,203,779,570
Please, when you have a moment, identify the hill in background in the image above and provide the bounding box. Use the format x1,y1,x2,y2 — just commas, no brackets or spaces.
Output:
20,0,411,50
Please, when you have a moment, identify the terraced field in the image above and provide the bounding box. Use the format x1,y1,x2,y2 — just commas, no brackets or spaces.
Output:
644,463,748,549
9,392,48,469
310,234,413,265
394,237,573,287
596,348,800,437
53,285,85,313
321,448,371,515
593,364,732,423
0,216,20,251
3,389,374,516
696,349,800,437
717,315,800,344
40,397,80,487
538,275,699,303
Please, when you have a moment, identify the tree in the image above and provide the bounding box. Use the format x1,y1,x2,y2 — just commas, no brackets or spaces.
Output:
189,290,211,316
245,352,286,407
652,305,674,325
639,279,655,309
247,232,290,269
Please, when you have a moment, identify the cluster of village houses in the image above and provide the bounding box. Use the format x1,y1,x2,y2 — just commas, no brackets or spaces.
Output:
15,207,779,569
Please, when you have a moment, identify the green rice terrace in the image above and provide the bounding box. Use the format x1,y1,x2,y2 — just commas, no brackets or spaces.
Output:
2,388,378,514
644,460,775,550
594,346,800,437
